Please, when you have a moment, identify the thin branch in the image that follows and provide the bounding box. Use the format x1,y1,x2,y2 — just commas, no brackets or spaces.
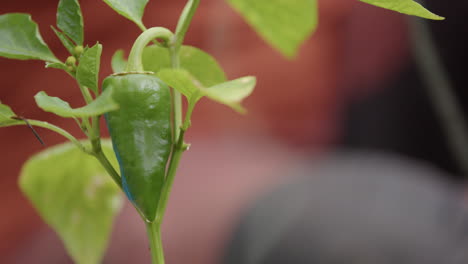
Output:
409,17,468,176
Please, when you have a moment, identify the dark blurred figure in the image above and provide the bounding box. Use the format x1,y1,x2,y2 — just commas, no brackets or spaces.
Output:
224,153,468,264
342,0,468,181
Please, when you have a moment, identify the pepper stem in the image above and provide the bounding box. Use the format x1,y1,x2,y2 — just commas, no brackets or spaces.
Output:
126,27,174,72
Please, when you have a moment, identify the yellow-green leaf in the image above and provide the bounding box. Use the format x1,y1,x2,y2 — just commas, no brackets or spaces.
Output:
111,49,126,73
57,0,84,45
143,45,227,87
19,140,123,264
360,0,444,20
103,0,148,29
0,103,22,127
34,88,118,118
0,13,59,62
158,68,255,113
76,43,102,93
226,0,318,58
203,76,256,114
158,68,203,103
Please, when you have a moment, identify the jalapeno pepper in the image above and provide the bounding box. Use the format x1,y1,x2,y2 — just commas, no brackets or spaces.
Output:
103,73,172,221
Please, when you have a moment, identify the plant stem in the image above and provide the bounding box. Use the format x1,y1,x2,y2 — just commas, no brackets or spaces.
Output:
155,126,188,223
151,0,201,244
156,95,198,227
25,120,90,153
156,101,195,223
137,23,148,33
170,46,183,141
88,109,122,189
92,145,122,189
153,44,185,225
170,0,200,140
146,221,165,264
409,18,468,176
174,0,200,51
79,85,94,103
139,2,201,263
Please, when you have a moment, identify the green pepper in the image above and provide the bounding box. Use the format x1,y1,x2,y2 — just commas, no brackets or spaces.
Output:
103,72,172,222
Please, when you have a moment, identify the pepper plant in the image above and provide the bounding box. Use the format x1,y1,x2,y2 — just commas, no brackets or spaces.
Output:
0,0,442,263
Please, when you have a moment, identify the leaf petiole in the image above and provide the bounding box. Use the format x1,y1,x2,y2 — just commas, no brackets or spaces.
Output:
12,119,91,154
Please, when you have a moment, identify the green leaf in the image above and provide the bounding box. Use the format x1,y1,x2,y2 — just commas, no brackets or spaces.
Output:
111,49,127,73
0,103,23,127
76,43,102,93
141,45,170,72
226,0,318,58
51,26,75,54
143,45,227,87
45,62,68,71
360,0,444,20
103,0,148,29
0,13,59,62
158,69,203,103
0,103,16,120
35,92,72,116
57,0,84,45
19,140,123,264
203,76,256,114
34,88,119,118
179,46,227,87
158,69,255,113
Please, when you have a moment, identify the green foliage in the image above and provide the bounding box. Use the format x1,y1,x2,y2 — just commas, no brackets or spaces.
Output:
226,0,318,58
158,69,255,113
19,141,123,264
0,13,59,62
140,45,170,71
157,69,203,104
360,0,444,20
143,45,227,87
111,50,126,73
203,76,256,113
103,0,149,29
178,46,227,86
0,103,23,127
34,88,118,118
51,26,76,54
0,1,446,264
45,62,69,71
57,0,84,45
76,43,103,93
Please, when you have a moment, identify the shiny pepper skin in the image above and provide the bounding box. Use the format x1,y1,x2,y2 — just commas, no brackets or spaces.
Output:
103,73,172,221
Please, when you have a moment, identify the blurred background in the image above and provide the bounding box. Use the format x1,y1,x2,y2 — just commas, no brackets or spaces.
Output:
1,0,468,263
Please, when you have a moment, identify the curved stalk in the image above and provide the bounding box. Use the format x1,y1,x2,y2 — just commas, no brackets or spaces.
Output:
126,27,174,72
